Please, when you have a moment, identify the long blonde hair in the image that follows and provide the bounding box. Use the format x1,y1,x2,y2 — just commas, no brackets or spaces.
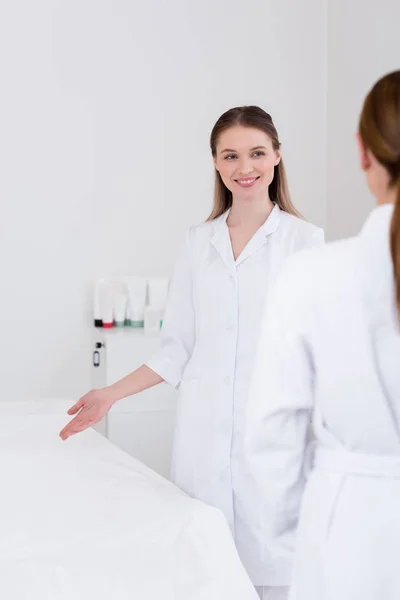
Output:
207,106,301,220
359,70,400,317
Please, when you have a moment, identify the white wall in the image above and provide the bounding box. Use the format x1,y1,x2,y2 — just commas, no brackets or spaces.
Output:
0,0,326,402
327,0,400,240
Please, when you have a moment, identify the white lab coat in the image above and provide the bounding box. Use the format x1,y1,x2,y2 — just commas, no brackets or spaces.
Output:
146,204,323,571
244,203,400,598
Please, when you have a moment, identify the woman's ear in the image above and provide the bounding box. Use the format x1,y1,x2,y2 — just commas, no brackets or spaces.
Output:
274,150,281,166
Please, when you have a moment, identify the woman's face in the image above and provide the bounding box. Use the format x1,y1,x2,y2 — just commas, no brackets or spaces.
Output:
214,126,280,201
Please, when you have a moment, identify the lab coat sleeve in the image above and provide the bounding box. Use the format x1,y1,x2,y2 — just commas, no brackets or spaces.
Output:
243,253,315,584
145,229,196,388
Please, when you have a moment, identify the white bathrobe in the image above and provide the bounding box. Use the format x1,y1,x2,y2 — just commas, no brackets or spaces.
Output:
244,203,400,599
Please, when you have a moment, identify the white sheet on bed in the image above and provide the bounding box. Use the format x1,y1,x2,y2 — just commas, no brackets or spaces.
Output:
0,400,258,600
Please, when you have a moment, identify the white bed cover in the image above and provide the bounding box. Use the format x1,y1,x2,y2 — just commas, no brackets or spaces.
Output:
0,400,258,600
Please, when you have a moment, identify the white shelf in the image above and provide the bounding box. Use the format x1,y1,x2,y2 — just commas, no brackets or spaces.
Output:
94,326,161,340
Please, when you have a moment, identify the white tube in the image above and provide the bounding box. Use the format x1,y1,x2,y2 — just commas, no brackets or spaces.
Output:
125,277,147,328
101,283,114,328
144,305,161,334
113,292,127,328
147,278,169,325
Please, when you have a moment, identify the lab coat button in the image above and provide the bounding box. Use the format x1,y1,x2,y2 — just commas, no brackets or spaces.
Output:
224,376,231,385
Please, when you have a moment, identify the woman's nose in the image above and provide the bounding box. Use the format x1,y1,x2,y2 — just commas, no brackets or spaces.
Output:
238,161,254,175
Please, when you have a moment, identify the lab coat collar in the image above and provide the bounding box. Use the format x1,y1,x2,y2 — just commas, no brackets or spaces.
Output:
210,203,281,270
360,203,394,242
260,202,281,236
210,212,236,274
358,202,395,319
359,203,395,266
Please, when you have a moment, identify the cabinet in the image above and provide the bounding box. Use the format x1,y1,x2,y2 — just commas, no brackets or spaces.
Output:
92,328,177,479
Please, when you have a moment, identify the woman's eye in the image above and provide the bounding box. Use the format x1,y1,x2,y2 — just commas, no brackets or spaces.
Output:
224,154,237,160
252,151,265,157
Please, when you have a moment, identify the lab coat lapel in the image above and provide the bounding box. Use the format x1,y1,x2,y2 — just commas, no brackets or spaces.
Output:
235,204,281,266
210,212,236,275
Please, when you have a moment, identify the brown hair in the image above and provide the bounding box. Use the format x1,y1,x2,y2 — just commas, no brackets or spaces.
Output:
359,71,400,316
208,106,301,220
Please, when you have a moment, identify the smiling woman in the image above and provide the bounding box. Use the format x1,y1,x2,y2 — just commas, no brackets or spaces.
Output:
209,106,301,220
59,103,324,600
